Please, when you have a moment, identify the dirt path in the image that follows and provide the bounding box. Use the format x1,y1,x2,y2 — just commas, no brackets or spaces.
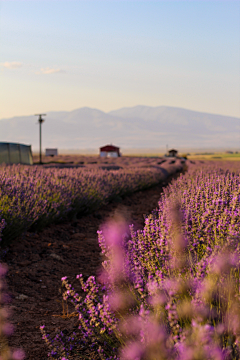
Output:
4,176,178,359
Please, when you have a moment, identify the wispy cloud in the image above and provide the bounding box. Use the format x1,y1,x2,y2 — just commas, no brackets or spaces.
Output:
36,67,66,75
1,61,23,69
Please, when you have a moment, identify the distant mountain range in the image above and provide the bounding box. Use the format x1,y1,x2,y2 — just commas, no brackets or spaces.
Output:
0,106,239,151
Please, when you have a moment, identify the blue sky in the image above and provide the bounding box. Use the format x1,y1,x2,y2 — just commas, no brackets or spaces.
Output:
1,0,240,118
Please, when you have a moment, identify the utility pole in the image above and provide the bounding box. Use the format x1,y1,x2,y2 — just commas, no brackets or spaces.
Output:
35,114,46,164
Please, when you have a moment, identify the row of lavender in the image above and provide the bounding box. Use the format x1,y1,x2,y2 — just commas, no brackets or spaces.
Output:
0,162,181,244
42,161,240,359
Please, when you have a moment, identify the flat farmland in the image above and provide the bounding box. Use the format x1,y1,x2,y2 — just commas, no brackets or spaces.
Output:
0,156,185,359
0,156,184,246
4,173,180,359
2,158,240,359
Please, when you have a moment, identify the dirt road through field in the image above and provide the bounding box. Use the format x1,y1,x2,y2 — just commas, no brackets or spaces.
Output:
4,174,180,359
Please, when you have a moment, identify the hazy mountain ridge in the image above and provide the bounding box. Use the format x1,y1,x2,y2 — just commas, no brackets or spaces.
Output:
0,106,239,151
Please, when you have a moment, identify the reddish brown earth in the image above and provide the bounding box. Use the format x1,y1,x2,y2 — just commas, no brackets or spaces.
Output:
3,172,180,360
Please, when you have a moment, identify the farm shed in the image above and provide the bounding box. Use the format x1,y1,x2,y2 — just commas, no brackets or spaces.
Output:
45,148,58,157
168,149,178,157
100,144,121,157
0,142,33,165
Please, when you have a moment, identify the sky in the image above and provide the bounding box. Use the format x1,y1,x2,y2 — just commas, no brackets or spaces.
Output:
0,0,240,119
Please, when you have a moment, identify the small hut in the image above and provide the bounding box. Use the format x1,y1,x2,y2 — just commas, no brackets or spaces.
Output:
45,148,58,157
100,144,120,157
168,149,178,157
0,142,33,165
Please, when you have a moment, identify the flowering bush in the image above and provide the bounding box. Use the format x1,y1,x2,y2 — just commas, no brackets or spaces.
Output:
40,162,240,359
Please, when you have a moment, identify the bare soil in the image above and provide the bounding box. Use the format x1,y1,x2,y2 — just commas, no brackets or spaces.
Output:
3,172,180,359
32,154,185,172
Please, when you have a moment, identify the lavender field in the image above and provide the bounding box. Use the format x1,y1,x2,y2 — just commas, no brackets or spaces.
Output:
0,157,184,359
39,161,240,360
0,159,182,245
2,160,240,359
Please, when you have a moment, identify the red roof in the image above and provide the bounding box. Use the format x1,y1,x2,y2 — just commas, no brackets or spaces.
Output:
100,145,120,152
